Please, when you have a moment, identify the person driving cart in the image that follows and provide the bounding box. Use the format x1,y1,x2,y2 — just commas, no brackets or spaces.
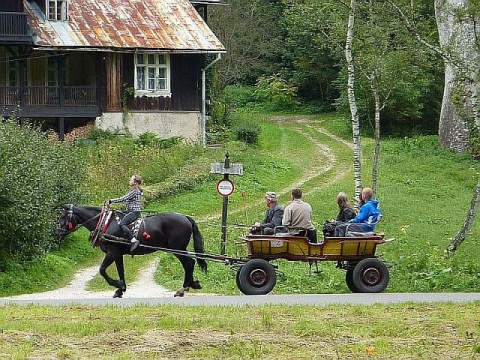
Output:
250,192,284,235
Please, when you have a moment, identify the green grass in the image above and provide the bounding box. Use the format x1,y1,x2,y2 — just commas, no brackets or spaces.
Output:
0,303,478,358
0,111,479,359
0,112,478,296
153,113,480,295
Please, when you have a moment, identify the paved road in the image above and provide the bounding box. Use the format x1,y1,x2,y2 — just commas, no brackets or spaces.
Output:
1,292,479,307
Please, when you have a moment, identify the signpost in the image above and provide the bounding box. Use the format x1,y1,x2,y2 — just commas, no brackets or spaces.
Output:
211,153,243,255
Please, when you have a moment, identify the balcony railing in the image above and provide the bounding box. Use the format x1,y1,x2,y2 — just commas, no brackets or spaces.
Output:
0,86,98,107
0,12,31,42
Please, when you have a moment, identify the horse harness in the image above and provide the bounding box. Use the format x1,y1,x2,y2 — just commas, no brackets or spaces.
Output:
89,207,144,247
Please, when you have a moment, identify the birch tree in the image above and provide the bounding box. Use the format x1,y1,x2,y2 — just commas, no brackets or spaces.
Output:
345,0,364,202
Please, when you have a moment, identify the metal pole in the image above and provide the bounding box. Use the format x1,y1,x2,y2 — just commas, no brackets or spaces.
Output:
220,153,230,255
220,181,228,255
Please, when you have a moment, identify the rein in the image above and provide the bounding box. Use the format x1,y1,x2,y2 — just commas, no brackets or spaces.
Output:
57,204,102,236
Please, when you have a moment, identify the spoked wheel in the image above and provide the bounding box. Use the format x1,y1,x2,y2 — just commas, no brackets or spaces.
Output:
352,258,389,293
236,259,277,295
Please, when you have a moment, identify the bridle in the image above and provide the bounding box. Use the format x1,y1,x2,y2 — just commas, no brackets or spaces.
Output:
57,204,102,237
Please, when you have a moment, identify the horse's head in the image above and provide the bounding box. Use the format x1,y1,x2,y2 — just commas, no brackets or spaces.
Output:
55,204,104,240
55,204,77,241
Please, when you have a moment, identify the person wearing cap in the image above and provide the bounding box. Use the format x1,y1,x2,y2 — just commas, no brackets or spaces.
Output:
282,188,317,243
250,192,284,235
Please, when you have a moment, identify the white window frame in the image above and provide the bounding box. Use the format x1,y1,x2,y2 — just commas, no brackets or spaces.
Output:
47,0,68,21
134,53,171,97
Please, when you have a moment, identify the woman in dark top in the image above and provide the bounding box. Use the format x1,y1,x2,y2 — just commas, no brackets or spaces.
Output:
336,192,356,222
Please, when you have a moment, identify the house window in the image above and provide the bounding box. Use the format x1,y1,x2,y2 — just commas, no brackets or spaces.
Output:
7,58,19,87
135,53,171,96
47,0,68,21
47,58,58,86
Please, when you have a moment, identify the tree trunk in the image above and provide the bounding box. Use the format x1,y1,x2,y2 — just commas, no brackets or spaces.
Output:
446,183,480,257
435,0,478,152
369,70,381,196
345,0,363,203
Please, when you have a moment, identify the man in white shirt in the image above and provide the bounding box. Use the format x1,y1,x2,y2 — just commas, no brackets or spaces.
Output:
282,188,317,242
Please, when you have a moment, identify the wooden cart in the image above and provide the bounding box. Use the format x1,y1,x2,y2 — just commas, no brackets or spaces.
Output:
236,232,392,295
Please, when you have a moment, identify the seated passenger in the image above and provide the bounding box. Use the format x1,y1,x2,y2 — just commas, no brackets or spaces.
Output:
336,192,357,222
282,188,317,243
335,187,381,237
322,192,356,237
250,192,284,235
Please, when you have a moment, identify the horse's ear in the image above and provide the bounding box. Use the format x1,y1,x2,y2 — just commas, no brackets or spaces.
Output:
61,204,72,210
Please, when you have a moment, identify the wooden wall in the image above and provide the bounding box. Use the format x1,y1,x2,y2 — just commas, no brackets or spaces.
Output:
0,0,24,12
121,53,204,112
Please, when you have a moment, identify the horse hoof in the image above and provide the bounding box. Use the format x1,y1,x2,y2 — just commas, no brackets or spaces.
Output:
174,290,185,297
113,290,123,298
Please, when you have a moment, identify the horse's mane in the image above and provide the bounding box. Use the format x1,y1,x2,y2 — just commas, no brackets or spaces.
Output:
63,204,102,211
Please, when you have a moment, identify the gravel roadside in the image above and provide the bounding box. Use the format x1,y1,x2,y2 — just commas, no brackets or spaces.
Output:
3,258,175,300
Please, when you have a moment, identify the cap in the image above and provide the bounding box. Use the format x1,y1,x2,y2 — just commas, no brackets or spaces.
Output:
265,192,277,201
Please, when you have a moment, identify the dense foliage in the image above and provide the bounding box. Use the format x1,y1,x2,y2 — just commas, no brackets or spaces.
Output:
0,120,85,267
208,0,443,135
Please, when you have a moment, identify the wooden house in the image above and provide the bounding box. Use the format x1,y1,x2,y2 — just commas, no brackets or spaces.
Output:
0,0,225,141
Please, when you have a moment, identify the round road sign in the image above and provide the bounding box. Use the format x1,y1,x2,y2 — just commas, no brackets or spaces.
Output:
216,179,234,197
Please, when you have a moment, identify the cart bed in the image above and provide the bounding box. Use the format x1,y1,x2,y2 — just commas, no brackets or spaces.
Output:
243,233,385,261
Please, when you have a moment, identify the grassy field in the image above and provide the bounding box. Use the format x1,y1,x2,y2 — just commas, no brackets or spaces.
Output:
0,302,479,359
0,112,479,359
3,112,477,296
147,113,479,296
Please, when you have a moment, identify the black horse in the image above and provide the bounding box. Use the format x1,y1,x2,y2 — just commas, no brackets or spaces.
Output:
55,204,207,298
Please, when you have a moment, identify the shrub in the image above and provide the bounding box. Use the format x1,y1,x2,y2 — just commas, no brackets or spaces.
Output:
235,122,261,145
254,75,301,110
0,118,85,266
222,84,257,108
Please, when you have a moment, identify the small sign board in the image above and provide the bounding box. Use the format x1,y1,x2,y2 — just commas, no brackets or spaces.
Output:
216,179,234,197
211,162,243,175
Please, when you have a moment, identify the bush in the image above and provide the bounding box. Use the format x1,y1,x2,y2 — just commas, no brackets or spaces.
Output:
235,122,261,145
0,119,85,265
254,75,301,110
223,84,257,108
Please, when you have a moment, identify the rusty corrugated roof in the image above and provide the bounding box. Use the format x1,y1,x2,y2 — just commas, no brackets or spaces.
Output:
25,0,225,52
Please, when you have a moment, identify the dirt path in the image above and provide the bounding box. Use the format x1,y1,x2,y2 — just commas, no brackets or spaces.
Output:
5,258,175,300
4,116,352,300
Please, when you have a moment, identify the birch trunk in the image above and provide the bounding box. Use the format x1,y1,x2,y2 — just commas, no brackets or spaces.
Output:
345,0,363,202
446,183,480,257
370,71,381,196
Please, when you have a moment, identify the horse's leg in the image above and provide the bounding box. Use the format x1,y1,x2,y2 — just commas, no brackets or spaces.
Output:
173,254,199,297
113,256,127,298
99,253,126,298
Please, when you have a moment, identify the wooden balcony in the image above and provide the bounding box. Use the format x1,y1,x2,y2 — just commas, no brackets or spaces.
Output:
0,86,101,118
0,12,32,44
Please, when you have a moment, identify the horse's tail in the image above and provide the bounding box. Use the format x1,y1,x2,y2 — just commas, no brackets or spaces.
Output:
186,215,208,273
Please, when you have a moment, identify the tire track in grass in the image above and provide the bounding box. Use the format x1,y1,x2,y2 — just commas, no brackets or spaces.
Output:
197,116,353,223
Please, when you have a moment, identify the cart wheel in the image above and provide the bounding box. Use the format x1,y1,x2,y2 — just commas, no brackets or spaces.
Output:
235,266,243,290
345,270,360,293
352,258,389,293
237,259,277,295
